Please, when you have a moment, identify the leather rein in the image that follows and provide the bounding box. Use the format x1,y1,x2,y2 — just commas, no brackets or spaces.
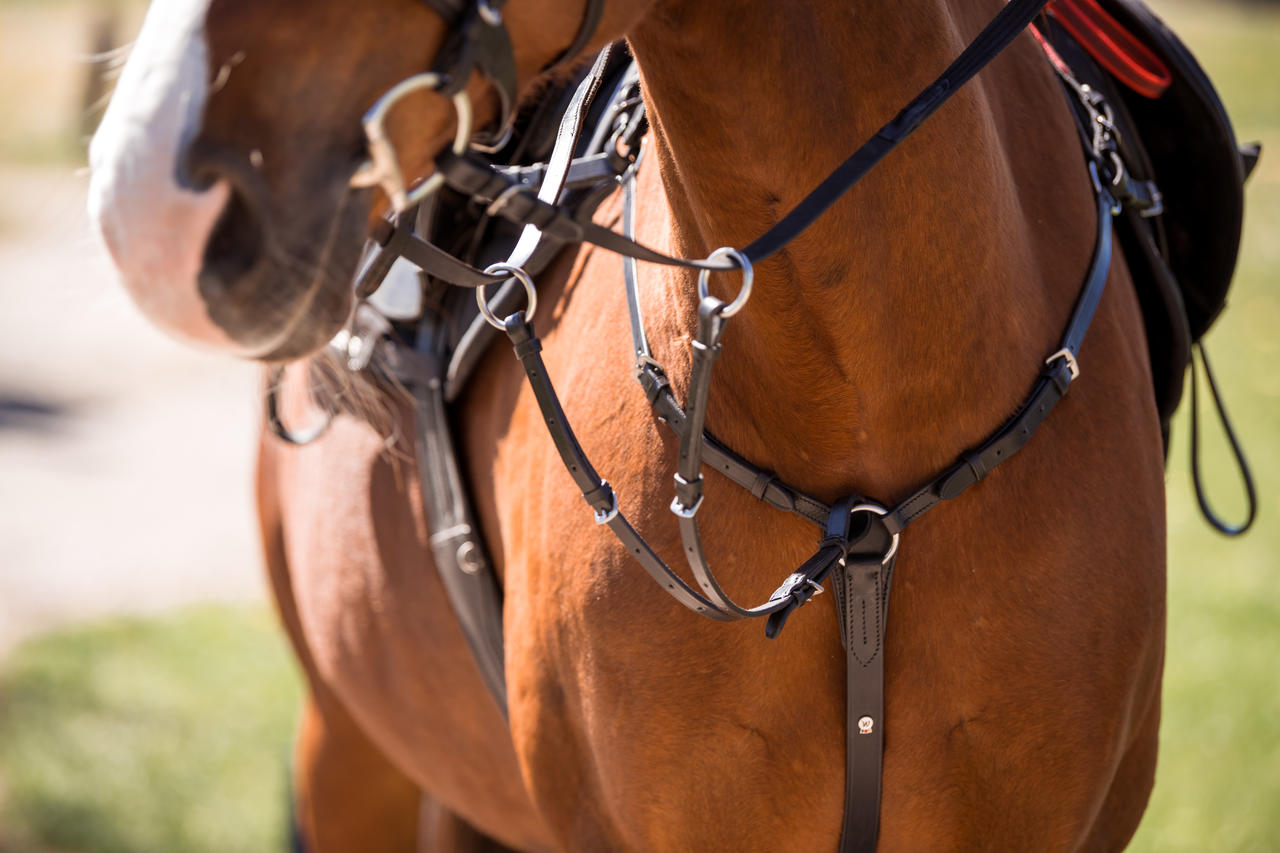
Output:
310,0,1141,849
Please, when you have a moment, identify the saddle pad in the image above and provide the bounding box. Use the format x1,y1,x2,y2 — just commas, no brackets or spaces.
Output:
1093,0,1250,341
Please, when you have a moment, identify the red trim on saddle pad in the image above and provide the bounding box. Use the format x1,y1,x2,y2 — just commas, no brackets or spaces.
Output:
1046,0,1172,98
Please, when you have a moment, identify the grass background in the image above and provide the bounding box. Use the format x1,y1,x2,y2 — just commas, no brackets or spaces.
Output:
0,0,1275,850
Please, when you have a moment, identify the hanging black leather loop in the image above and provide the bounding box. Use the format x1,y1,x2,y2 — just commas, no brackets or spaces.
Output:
1189,343,1257,535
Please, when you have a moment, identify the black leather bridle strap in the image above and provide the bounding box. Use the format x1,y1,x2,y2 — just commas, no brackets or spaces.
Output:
417,0,606,137
742,0,1052,263
550,0,606,69
429,0,1054,274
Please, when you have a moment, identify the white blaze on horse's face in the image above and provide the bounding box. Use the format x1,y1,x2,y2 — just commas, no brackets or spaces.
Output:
88,0,240,352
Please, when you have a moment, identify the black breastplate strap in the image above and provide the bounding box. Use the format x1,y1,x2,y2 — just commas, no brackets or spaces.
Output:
352,1,1128,846
488,162,1115,850
829,501,899,853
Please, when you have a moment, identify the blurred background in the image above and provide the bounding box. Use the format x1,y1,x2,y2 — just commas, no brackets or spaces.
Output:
0,0,1275,850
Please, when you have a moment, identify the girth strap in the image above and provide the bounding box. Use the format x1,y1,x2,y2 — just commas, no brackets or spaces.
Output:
399,301,509,714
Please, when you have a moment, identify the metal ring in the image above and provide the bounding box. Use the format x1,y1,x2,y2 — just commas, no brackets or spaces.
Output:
265,365,338,447
477,263,538,330
696,247,754,317
351,72,473,212
477,0,503,25
848,502,901,565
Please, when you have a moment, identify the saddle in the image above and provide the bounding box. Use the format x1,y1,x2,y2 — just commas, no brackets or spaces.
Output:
1040,0,1258,436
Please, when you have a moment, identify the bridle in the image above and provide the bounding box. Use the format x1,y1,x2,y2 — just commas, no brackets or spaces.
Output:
325,0,1141,850
351,0,606,208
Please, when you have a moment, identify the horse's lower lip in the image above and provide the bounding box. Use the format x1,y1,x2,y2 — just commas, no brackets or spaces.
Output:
184,157,372,362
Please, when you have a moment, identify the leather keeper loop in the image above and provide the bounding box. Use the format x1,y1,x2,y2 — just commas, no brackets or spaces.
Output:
1047,359,1074,395
581,480,614,512
513,337,542,360
673,472,704,507
637,366,669,405
750,471,777,501
937,465,977,501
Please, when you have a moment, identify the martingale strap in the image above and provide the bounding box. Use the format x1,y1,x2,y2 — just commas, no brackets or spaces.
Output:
496,166,1114,853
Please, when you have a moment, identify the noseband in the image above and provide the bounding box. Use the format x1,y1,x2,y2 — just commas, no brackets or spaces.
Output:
323,1,1151,850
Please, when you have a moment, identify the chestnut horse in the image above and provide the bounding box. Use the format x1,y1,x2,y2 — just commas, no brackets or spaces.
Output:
88,0,1166,849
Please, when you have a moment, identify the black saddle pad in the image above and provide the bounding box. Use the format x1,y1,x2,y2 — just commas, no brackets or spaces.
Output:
1097,0,1250,342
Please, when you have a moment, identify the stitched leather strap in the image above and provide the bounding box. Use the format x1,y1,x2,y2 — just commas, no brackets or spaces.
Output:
835,550,898,853
501,313,735,619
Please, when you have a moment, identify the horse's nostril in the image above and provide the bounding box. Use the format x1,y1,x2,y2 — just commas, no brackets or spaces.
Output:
200,186,264,292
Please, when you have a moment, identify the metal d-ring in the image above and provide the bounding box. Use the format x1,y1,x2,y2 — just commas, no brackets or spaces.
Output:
477,263,538,329
350,72,473,212
265,365,338,446
848,502,901,565
697,247,754,317
477,0,503,25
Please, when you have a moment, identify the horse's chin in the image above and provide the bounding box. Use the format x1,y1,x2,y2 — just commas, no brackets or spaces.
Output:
202,197,368,363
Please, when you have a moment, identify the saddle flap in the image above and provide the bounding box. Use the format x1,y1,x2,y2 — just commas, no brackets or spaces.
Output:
1092,0,1249,341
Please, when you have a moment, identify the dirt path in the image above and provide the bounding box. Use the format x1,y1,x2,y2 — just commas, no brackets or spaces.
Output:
0,166,266,656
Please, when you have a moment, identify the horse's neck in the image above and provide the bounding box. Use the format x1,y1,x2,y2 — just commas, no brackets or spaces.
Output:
627,0,1097,499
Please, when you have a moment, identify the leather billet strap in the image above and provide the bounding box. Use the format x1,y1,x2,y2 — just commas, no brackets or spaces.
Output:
834,551,897,853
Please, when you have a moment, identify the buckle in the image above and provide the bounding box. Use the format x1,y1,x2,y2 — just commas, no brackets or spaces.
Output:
670,473,704,518
1045,347,1080,382
669,494,704,519
593,489,619,525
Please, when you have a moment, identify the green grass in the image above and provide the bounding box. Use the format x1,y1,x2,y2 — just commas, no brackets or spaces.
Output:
0,606,303,853
1126,1,1280,850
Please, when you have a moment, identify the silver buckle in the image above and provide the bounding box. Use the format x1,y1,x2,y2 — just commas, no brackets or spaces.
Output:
669,495,704,519
670,473,704,518
594,490,620,526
